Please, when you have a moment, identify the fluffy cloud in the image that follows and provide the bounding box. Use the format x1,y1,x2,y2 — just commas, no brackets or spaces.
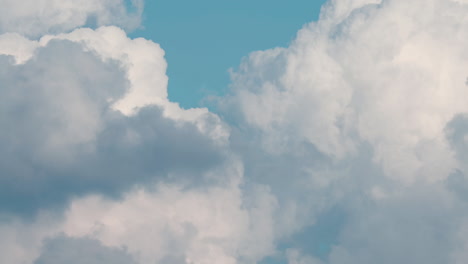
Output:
2,0,468,263
0,164,278,264
0,0,143,37
224,0,468,262
0,14,269,264
227,0,468,184
58,170,277,264
0,30,229,217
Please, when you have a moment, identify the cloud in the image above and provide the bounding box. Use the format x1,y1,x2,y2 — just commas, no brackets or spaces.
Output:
0,0,143,37
2,0,468,264
222,0,468,262
0,165,279,264
0,29,228,217
34,235,138,264
286,249,324,264
0,24,266,264
58,172,277,264
327,182,463,264
226,0,468,184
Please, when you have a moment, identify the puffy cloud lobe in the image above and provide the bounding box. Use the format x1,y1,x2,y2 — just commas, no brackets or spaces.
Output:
0,0,143,37
0,33,39,64
0,170,279,264
41,26,169,114
58,174,277,264
41,26,228,136
226,0,468,184
224,0,468,262
0,25,276,264
0,29,227,216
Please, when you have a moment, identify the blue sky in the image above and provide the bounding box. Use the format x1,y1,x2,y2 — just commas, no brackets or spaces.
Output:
130,0,326,108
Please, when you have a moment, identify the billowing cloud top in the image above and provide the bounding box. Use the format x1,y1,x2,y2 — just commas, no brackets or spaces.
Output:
1,0,468,264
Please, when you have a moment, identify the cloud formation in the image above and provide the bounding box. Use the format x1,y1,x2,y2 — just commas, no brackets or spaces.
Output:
1,0,468,263
0,0,143,37
224,0,468,262
228,0,468,183
0,32,227,217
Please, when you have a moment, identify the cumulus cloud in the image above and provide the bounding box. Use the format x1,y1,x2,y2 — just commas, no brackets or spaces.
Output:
0,0,143,37
2,0,468,264
0,29,228,217
58,172,277,264
223,0,468,262
227,0,468,184
0,164,278,264
0,13,263,264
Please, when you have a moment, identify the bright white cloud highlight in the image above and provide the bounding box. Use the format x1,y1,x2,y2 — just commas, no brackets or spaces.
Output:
227,0,468,184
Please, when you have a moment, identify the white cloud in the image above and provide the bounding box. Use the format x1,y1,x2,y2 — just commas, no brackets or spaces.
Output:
0,27,230,218
0,162,279,264
0,0,143,37
2,0,468,263
59,165,277,264
1,26,229,138
0,33,39,63
223,0,468,262
226,0,468,184
0,23,258,264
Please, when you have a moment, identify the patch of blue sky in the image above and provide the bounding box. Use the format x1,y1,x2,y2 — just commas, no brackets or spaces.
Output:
130,0,327,109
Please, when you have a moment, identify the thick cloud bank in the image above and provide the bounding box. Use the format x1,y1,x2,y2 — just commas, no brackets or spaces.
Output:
0,30,226,217
1,0,468,263
224,0,468,263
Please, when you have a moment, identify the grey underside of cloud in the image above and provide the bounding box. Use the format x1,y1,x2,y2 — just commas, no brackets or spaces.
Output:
220,0,468,262
1,0,468,263
0,40,225,217
34,235,137,264
232,120,468,264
